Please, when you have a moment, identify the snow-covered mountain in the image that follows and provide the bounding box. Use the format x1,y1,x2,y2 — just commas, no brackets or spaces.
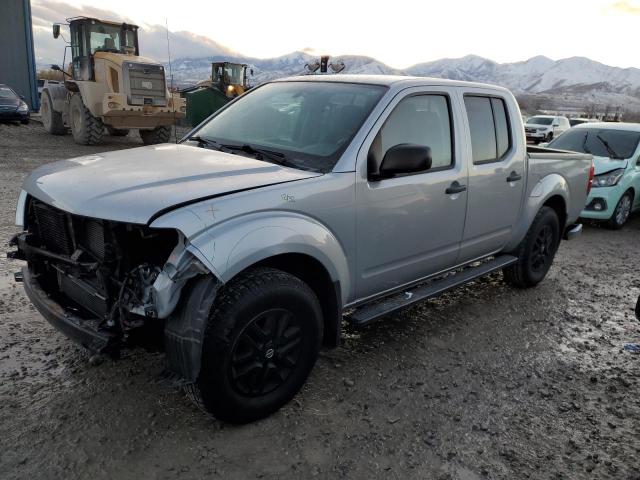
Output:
166,52,640,110
407,54,640,97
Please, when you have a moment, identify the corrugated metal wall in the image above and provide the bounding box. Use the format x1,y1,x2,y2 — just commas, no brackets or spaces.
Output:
0,0,38,110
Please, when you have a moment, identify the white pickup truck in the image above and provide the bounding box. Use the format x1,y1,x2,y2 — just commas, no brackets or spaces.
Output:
10,75,593,423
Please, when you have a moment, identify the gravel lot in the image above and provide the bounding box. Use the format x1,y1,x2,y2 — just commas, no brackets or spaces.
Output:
1,121,639,480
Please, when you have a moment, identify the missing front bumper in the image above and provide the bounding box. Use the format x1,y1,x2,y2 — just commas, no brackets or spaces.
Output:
21,267,118,353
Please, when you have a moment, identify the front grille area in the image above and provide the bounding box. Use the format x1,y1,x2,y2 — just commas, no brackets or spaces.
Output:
123,62,167,107
23,197,178,322
33,201,74,255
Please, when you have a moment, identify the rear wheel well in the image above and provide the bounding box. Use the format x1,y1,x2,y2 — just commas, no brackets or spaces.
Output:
245,254,341,348
543,195,566,235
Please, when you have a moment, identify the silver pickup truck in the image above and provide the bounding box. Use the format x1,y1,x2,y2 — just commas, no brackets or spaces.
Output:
9,75,593,423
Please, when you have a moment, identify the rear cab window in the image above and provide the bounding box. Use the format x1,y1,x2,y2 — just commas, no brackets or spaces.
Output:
464,95,512,164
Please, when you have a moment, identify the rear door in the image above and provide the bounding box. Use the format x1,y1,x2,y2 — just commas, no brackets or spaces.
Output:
457,90,526,263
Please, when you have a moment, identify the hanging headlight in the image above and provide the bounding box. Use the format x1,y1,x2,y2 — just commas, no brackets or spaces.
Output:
592,168,625,188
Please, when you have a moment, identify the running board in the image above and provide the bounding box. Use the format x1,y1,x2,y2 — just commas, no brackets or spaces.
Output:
347,255,518,328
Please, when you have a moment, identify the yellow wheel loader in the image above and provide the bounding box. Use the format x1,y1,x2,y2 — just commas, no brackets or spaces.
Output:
40,17,185,146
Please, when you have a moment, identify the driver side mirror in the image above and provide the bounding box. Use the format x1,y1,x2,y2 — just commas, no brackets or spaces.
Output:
52,24,60,39
552,123,559,127
373,144,433,180
51,64,61,71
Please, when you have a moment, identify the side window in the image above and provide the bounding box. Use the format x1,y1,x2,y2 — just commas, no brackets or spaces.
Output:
491,98,510,158
369,94,453,174
464,95,512,164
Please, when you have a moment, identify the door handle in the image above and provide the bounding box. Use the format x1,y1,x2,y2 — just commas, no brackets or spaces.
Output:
445,181,467,194
506,171,522,182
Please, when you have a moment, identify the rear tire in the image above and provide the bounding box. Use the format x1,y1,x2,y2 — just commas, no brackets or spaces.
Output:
503,206,560,288
69,94,104,145
106,126,129,136
40,91,66,135
139,126,171,145
186,267,323,424
607,191,633,230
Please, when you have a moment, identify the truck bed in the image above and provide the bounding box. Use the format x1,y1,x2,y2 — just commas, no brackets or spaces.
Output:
526,145,593,227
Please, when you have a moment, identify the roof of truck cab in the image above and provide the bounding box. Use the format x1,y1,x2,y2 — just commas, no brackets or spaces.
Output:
573,122,640,132
274,74,510,92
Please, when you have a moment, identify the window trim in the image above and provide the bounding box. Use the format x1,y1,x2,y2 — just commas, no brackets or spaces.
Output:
368,92,456,179
463,94,513,165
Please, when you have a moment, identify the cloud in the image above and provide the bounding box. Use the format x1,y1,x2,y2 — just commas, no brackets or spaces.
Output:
610,0,640,14
32,0,238,65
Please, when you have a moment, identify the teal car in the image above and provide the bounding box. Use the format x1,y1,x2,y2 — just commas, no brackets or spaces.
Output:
547,123,640,229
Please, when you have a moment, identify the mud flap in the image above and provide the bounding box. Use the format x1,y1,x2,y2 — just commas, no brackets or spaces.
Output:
164,275,220,383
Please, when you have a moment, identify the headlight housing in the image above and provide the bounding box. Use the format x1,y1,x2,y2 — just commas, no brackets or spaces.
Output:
17,101,29,112
592,168,625,188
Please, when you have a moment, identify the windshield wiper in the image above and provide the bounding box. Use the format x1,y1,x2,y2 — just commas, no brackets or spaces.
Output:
219,143,290,166
186,135,225,150
596,134,623,159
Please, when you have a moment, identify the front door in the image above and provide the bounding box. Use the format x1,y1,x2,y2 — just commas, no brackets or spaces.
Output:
458,91,525,262
355,88,468,300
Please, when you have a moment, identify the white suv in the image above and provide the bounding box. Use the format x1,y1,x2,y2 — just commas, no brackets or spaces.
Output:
525,115,570,143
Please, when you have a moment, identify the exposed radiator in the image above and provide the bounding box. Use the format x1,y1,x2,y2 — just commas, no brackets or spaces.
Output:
32,201,74,255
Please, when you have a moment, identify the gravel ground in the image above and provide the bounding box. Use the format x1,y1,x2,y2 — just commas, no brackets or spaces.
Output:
1,121,639,480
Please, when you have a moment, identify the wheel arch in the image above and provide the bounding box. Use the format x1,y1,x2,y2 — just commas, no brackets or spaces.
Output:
505,173,570,252
249,252,342,348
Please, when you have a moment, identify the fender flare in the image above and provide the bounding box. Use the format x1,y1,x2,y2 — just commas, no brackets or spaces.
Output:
160,211,352,302
505,173,570,252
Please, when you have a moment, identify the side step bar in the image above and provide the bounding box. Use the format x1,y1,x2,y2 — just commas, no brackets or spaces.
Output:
347,255,518,328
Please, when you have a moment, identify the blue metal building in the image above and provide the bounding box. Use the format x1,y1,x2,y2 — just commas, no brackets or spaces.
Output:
0,0,39,110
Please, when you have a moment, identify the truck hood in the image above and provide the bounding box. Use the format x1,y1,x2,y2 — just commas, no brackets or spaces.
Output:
592,156,627,175
22,144,321,224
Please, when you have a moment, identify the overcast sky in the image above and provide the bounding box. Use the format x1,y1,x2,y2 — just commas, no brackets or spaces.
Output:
32,0,640,68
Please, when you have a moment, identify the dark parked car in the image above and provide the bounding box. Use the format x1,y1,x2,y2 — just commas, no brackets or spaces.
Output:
0,84,30,124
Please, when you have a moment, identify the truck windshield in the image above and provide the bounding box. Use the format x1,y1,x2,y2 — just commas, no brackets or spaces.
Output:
527,117,554,125
191,81,387,172
89,23,136,54
548,128,640,159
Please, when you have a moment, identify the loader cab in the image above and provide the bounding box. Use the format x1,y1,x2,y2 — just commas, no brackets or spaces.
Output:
211,62,249,98
62,17,139,81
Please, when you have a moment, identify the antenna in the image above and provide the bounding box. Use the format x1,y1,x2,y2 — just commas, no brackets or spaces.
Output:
165,17,177,143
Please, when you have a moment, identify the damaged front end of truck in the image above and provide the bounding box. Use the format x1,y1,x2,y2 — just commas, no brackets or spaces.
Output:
9,195,208,359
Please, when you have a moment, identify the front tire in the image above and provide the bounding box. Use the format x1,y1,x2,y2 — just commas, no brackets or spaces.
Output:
607,191,633,230
139,126,171,145
504,206,560,288
186,268,323,424
69,94,104,145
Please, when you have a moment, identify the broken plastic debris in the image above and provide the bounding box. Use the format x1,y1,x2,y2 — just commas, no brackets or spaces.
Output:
623,343,640,353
